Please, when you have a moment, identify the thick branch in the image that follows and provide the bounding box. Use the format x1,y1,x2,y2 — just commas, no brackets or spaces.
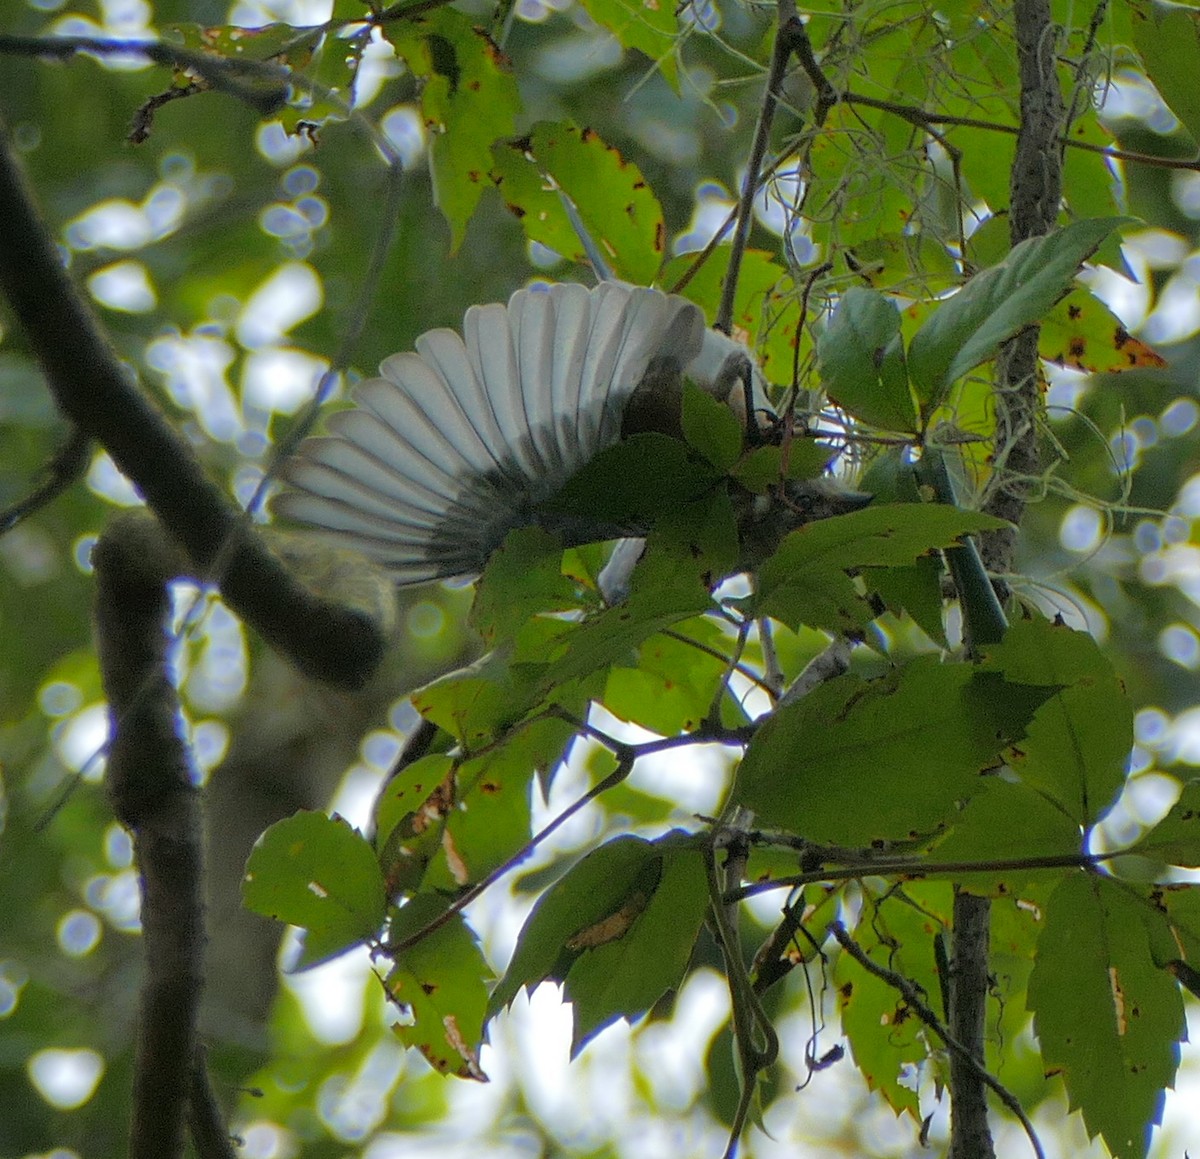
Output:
947,5,1066,1155
93,512,207,1159
0,121,385,688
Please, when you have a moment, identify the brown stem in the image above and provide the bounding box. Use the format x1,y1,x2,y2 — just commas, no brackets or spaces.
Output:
93,512,206,1159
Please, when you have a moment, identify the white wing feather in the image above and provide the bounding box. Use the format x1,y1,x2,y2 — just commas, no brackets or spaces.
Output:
275,282,714,584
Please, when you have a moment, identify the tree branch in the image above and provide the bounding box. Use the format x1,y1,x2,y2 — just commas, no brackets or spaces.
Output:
0,119,386,687
93,512,207,1159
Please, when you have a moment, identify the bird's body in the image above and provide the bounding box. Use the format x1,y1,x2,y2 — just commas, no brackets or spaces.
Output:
275,282,862,587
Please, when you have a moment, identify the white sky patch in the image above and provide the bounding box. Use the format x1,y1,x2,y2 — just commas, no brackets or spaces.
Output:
88,260,157,312
256,121,312,168
27,1048,105,1110
675,181,735,255
146,331,242,443
237,262,323,349
54,702,110,780
1060,504,1104,554
282,937,373,1045
242,346,329,418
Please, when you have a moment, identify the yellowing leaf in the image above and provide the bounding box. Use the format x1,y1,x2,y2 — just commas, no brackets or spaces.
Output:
1041,291,1167,373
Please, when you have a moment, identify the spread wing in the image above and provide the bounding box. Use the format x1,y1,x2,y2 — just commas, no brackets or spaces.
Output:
274,282,707,585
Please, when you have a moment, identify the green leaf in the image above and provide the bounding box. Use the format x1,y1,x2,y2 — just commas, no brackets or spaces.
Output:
534,536,718,692
575,0,679,90
729,441,836,493
907,218,1126,410
1028,874,1184,1159
389,12,519,248
834,886,953,1116
488,834,659,1015
490,122,665,284
604,616,747,734
386,894,494,1079
422,718,575,892
412,643,547,746
732,658,1038,845
544,432,722,530
470,526,585,646
681,380,743,471
930,779,1085,891
864,553,948,648
753,503,1009,634
817,287,917,432
243,811,387,967
1132,1,1200,145
375,754,456,898
564,840,708,1053
980,618,1133,824
1131,779,1200,867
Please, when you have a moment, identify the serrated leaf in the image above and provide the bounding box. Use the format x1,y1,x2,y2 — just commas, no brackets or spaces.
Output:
565,841,708,1053
834,885,952,1115
1131,779,1200,867
243,811,386,966
389,12,518,248
470,526,585,645
386,895,494,1079
422,718,574,892
817,287,917,432
732,658,1039,845
863,552,948,647
980,618,1133,824
488,834,659,1016
490,122,665,284
907,218,1126,410
1028,874,1184,1159
753,503,1009,633
374,753,456,897
604,616,746,734
1040,290,1167,373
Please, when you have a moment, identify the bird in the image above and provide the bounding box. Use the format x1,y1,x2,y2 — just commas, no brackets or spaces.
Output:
273,280,868,590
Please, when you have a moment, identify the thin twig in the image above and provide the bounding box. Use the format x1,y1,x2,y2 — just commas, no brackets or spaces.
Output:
829,921,1044,1159
385,755,635,955
717,2,809,334
729,852,1099,902
0,427,90,536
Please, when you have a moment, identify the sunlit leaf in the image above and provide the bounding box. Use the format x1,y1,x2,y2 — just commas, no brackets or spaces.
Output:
490,122,665,285
389,11,519,248
1040,290,1167,373
243,810,387,966
386,894,494,1079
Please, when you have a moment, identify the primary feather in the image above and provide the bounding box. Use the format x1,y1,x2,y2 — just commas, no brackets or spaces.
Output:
275,282,734,585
